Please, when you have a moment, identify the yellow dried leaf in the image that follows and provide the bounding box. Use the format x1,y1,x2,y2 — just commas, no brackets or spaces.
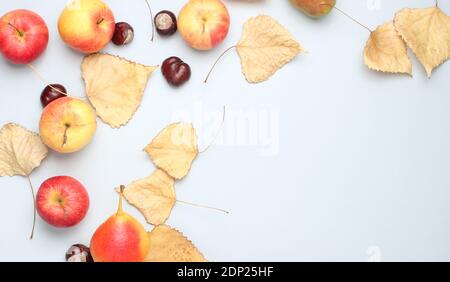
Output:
0,123,48,177
237,15,304,83
364,21,412,75
122,169,175,226
81,53,158,128
394,7,450,77
144,123,198,180
145,225,207,262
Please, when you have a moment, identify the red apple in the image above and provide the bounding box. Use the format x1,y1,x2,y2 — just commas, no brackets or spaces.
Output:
36,176,90,228
0,9,49,64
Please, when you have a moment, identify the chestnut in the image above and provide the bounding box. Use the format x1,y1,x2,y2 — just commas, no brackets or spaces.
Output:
40,84,67,108
112,22,134,46
154,10,177,36
162,57,191,87
65,244,93,262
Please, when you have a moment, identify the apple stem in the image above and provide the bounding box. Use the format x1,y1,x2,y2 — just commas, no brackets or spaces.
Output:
322,4,372,33
199,106,226,154
204,45,237,83
8,22,23,37
117,185,125,215
176,200,230,214
97,18,104,25
145,0,155,42
26,175,36,240
436,0,439,7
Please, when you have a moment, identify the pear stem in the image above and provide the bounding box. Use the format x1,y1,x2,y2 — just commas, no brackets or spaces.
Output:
436,0,439,7
27,175,36,240
204,46,236,83
145,0,155,42
199,106,226,154
176,200,230,214
27,64,85,99
323,4,372,33
117,185,125,215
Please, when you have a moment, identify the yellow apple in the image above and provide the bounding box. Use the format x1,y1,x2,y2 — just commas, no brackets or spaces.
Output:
178,0,230,51
39,97,97,154
58,0,115,54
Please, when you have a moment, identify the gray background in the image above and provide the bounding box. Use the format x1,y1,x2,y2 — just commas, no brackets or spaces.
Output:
1,0,450,262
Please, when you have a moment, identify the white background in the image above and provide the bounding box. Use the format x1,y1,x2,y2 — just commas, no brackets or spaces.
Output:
1,0,450,262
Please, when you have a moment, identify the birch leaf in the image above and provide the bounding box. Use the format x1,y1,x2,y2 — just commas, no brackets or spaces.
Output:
145,225,207,262
0,123,48,177
0,123,48,239
394,6,450,77
144,123,198,180
364,21,412,75
236,15,304,83
122,169,175,226
81,53,158,128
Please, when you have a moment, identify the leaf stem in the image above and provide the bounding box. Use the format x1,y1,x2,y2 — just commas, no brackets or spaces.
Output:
199,106,226,154
324,4,372,33
27,64,85,99
26,175,36,240
204,46,236,83
145,0,155,42
177,199,229,214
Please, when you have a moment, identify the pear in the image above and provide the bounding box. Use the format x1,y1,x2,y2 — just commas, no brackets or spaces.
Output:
289,0,336,18
90,186,150,262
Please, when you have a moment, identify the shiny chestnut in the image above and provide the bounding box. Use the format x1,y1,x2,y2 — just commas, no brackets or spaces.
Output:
65,244,93,262
112,22,134,45
162,56,191,87
154,10,177,36
40,84,67,108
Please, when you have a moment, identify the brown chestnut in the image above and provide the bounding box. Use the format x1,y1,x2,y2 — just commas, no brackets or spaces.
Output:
154,10,177,36
40,84,67,108
162,56,191,87
112,22,134,45
65,244,93,262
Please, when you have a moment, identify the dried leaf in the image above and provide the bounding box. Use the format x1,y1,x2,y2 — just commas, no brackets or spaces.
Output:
81,53,158,128
237,15,304,83
122,169,175,226
364,21,412,75
0,123,48,177
145,225,207,262
394,7,450,77
144,123,198,180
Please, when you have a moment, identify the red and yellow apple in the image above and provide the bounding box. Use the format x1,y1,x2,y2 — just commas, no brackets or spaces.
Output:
0,9,49,64
58,0,115,53
178,0,230,51
36,176,90,228
39,97,97,154
289,0,336,18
